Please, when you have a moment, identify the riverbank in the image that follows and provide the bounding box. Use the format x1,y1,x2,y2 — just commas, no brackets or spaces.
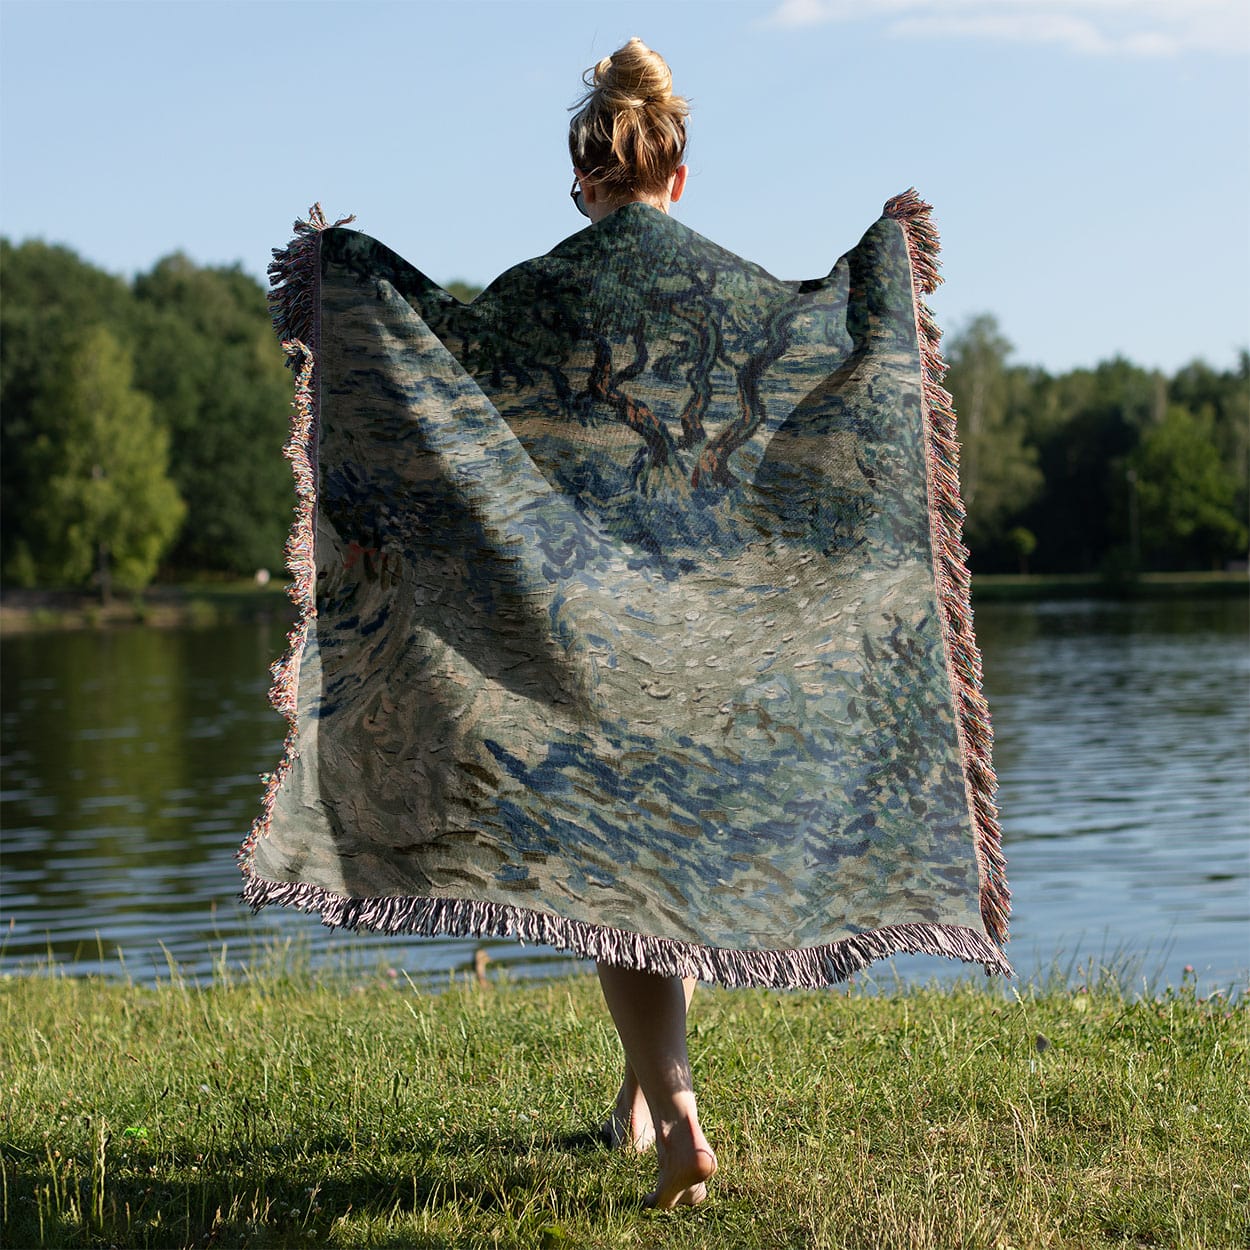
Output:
969,569,1248,602
2,968,1244,1249
1,571,1243,634
0,582,292,634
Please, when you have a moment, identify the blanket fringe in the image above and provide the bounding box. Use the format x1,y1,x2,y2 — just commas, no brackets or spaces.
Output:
240,872,1013,988
266,203,355,350
884,188,1011,947
238,205,350,872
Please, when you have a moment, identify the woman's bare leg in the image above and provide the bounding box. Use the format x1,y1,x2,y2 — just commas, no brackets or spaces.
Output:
602,978,696,1152
596,964,717,1208
603,1057,655,1151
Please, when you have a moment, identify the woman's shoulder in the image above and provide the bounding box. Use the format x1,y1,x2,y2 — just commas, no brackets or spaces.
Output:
483,205,795,314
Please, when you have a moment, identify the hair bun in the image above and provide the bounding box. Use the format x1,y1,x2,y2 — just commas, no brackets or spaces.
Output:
594,36,673,108
569,38,689,197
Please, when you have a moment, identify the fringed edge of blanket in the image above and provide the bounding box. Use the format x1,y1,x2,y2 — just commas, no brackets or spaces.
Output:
883,188,1011,949
240,873,1014,987
238,204,353,877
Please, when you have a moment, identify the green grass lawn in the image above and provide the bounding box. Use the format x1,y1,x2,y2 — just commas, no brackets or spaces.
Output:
2,962,1246,1249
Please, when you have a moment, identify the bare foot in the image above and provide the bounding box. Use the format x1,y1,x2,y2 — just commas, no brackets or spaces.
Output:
602,1077,655,1151
644,1118,717,1210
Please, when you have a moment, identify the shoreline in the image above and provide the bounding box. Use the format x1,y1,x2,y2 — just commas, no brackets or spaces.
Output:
1,571,1245,635
968,569,1248,601
0,582,294,634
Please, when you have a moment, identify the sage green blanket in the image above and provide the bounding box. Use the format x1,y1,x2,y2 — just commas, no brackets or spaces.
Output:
239,192,1011,986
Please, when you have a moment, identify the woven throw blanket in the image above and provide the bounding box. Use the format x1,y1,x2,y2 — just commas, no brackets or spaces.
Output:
239,192,1011,987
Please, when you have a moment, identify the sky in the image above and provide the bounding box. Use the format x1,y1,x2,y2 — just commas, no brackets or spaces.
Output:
1,0,1247,376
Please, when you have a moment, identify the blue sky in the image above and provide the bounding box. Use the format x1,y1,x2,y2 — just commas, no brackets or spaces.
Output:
2,0,1246,374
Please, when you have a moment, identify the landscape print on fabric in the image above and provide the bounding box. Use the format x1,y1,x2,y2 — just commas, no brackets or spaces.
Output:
244,200,1008,982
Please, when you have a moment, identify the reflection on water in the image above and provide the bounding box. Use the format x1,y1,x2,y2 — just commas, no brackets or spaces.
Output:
2,597,1246,991
967,596,1249,991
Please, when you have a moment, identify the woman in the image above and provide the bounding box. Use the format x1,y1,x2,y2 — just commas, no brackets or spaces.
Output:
566,38,717,1210
244,36,1010,1216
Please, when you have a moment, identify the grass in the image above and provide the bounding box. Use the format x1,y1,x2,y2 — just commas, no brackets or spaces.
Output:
1,961,1246,1250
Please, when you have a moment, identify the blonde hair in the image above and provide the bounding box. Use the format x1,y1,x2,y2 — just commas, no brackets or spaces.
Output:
568,38,688,198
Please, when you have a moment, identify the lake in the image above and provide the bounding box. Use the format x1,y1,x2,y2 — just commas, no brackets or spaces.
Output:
2,596,1246,994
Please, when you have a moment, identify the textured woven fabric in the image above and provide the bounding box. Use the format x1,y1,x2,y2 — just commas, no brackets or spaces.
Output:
239,195,1011,986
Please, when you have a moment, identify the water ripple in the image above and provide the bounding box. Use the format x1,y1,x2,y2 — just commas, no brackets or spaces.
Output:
1,599,1246,992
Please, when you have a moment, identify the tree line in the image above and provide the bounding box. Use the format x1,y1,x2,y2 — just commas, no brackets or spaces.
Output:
2,240,294,595
1,239,1245,594
945,315,1247,575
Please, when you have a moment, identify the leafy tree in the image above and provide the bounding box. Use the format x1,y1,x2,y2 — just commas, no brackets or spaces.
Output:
131,256,293,574
1169,353,1250,530
1,240,138,579
20,327,184,595
1020,358,1162,572
444,279,483,304
943,315,1042,563
1006,526,1037,574
1129,405,1246,570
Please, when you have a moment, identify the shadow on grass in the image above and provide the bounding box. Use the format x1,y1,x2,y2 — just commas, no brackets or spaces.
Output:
3,1125,636,1250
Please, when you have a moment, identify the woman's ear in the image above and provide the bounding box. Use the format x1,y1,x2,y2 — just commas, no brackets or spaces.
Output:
575,168,599,206
669,164,688,203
